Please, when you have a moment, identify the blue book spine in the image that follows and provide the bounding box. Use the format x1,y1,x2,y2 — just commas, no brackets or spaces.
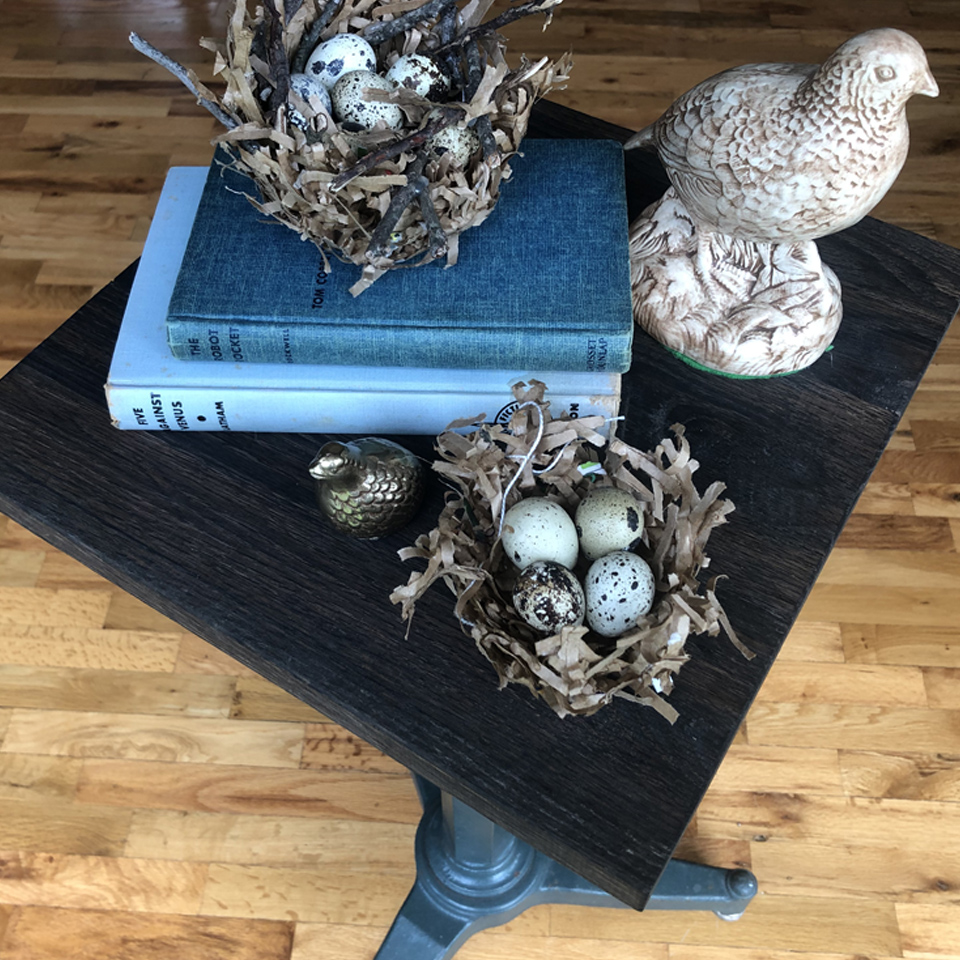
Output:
165,139,635,372
166,320,630,371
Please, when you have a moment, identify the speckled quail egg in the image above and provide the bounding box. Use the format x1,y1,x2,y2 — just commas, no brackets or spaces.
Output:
431,123,480,167
305,34,378,90
385,53,450,101
331,70,403,131
584,552,656,638
575,486,646,561
288,72,332,129
513,561,585,634
501,498,579,571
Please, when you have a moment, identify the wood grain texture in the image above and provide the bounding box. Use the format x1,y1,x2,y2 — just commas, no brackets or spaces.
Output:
0,2,959,958
0,907,295,960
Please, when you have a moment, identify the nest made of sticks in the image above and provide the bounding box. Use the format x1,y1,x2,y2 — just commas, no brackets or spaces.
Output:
131,0,572,294
390,382,754,720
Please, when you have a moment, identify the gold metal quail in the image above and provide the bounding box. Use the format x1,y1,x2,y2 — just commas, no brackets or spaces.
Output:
308,437,425,538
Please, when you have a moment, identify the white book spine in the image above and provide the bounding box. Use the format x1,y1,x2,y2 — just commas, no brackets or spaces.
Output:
106,384,622,434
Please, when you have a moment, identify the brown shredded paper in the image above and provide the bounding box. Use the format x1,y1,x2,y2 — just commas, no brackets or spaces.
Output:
390,382,754,720
201,0,573,292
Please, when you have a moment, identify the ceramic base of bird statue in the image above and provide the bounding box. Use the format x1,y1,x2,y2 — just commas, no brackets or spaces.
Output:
625,27,938,378
629,190,843,377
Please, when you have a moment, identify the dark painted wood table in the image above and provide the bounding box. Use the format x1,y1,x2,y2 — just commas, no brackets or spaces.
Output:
1,102,959,911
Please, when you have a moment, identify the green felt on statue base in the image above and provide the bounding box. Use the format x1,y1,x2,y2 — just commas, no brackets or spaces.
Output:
666,345,834,379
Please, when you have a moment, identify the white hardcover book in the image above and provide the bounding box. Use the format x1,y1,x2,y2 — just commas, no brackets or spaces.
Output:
105,167,622,434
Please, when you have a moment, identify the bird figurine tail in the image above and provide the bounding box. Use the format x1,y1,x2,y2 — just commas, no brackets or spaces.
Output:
623,125,655,151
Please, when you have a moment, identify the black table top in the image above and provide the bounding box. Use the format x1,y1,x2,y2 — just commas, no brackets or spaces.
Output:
0,102,958,910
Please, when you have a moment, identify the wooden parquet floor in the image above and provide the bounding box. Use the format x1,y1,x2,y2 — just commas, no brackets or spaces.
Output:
1,1,959,957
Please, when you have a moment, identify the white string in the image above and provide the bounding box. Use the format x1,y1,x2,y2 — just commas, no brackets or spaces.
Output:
455,401,546,630
496,400,547,538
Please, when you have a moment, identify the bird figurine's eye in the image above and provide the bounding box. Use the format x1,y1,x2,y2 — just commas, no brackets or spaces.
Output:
875,64,897,81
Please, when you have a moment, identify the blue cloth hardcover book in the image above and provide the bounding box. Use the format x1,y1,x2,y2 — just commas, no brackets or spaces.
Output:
106,167,622,434
165,139,634,372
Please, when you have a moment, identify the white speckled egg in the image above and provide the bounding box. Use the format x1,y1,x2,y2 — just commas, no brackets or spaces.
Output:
575,486,646,561
513,561,585,634
501,498,579,571
331,70,403,131
431,123,480,166
288,72,332,129
385,53,449,101
584,552,656,638
305,34,378,90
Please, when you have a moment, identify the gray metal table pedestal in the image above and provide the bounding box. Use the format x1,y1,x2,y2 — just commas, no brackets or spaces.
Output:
374,776,759,960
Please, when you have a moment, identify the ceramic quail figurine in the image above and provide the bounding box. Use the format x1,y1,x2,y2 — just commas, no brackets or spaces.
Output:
626,28,938,377
309,437,425,538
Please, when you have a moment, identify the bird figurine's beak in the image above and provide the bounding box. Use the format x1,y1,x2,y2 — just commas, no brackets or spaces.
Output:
918,67,939,98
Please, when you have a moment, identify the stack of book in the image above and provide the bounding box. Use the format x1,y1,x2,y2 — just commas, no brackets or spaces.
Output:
105,139,634,435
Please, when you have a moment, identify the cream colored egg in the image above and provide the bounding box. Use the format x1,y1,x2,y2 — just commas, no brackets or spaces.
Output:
584,552,656,638
331,70,403,131
431,124,480,166
385,54,449,101
501,498,579,571
288,72,332,130
305,34,377,90
513,561,585,634
575,486,645,561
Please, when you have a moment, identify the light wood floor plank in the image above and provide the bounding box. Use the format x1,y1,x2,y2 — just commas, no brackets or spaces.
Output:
0,665,234,717
0,851,207,914
750,838,960,903
839,750,960,802
200,861,416,925
0,589,109,629
75,758,423,822
0,755,83,803
0,797,132,858
775,621,845,663
230,676,329,723
746,702,960,752
752,660,928,706
547,896,902,954
707,745,843,795
0,550,43,589
696,792,960,848
0,906,295,960
0,625,182,672
668,948,897,960
124,809,416,866
300,725,408,773
0,709,305,766
840,624,960,668
897,903,960,958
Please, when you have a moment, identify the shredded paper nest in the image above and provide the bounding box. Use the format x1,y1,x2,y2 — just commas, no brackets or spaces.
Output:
135,0,572,294
391,382,753,720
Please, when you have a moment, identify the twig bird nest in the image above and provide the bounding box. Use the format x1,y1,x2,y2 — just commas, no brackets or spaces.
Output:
391,382,753,720
131,0,572,294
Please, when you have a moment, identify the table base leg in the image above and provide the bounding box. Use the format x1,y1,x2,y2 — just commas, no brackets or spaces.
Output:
373,776,758,960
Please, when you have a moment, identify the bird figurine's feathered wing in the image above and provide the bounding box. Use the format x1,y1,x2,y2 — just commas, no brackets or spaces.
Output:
309,437,425,538
624,28,938,378
626,28,938,241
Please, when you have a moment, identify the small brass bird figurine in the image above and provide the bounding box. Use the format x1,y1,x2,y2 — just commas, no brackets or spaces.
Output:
308,437,425,538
